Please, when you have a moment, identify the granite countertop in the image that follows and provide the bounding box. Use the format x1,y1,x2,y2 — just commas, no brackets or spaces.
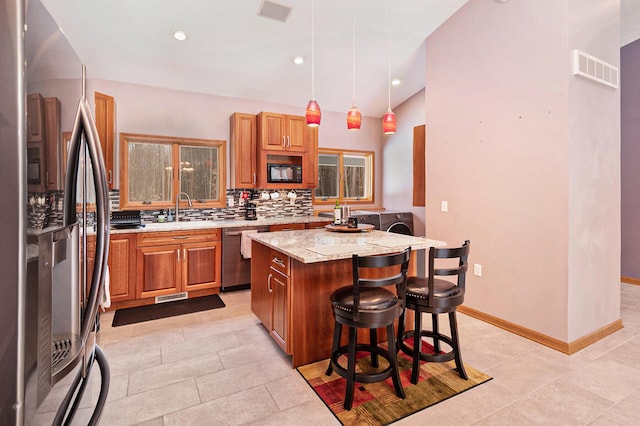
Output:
28,215,331,236
249,228,446,263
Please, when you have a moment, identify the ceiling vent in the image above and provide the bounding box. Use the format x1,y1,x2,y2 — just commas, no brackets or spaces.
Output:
572,49,619,89
257,1,293,23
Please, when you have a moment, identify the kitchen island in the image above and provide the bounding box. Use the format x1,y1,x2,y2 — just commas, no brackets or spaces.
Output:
249,228,446,367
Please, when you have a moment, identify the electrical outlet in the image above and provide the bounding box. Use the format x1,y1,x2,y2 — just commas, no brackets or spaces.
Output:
441,201,448,212
474,263,482,277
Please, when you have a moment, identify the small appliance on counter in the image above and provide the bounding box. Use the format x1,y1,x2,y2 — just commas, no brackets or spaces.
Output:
245,202,257,220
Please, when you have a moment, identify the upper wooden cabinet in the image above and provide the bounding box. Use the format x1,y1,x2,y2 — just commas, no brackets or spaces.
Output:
230,113,257,188
258,112,307,152
413,124,426,207
27,93,44,143
43,97,61,190
94,91,116,189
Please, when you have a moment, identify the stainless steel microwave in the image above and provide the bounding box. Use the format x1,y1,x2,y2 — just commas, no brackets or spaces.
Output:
267,163,302,184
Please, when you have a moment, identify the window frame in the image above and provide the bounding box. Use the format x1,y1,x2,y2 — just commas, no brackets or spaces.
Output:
119,133,226,210
313,148,374,205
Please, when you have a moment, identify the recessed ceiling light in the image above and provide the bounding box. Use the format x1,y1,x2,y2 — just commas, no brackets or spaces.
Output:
293,56,304,65
171,29,189,41
391,78,401,86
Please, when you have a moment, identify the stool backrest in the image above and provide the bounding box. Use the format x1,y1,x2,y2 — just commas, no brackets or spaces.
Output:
428,240,470,305
351,247,411,321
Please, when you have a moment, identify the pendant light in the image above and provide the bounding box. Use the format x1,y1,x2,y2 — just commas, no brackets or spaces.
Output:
346,0,361,131
306,0,321,127
382,1,396,135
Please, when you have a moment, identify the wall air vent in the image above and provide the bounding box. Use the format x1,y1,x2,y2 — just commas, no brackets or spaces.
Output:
572,49,619,89
257,1,292,23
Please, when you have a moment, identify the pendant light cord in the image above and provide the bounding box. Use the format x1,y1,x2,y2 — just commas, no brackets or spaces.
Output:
387,0,391,111
311,0,316,101
352,0,356,106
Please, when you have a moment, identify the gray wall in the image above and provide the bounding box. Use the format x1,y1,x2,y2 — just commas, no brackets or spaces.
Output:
622,38,640,278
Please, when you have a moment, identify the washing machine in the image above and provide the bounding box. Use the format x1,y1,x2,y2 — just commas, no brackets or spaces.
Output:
351,210,414,235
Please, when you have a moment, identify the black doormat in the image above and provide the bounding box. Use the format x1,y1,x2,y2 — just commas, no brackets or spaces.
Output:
111,295,225,327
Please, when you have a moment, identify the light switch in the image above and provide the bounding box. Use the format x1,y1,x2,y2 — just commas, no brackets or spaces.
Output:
441,201,448,212
474,263,482,277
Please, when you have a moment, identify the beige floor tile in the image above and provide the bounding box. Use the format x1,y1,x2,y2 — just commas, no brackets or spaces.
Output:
589,387,640,425
600,335,640,370
180,313,260,342
103,346,162,376
163,385,279,426
196,359,293,402
103,328,185,357
246,399,339,425
161,329,240,364
217,337,288,370
100,379,200,425
558,358,640,403
264,372,318,410
475,380,614,425
128,351,224,395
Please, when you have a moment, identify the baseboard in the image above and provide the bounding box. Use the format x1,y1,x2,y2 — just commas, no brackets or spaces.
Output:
457,305,623,355
621,276,640,286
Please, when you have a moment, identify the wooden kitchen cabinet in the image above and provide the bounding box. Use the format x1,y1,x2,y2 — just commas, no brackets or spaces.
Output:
27,93,44,143
86,233,136,303
95,92,116,189
230,112,257,188
250,242,291,353
136,229,221,299
43,97,61,190
258,112,307,152
269,223,305,232
306,220,332,229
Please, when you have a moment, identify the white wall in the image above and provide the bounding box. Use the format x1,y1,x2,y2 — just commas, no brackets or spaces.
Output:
424,0,620,343
383,89,427,236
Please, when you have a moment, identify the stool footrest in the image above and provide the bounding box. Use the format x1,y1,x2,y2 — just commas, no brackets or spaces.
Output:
330,343,394,384
399,330,456,363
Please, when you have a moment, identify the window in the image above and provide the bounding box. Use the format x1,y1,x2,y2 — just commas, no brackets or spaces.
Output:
314,148,374,204
120,133,226,209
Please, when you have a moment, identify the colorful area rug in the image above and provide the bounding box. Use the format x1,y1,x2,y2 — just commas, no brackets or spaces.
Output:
297,340,492,425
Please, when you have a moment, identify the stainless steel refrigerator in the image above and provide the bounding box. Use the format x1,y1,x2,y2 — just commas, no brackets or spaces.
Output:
1,0,111,423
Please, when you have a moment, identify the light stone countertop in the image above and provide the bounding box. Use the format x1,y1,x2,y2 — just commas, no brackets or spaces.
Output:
249,228,446,264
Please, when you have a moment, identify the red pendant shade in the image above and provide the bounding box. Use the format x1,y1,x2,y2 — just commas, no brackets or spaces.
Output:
382,110,397,134
346,106,361,130
306,100,321,127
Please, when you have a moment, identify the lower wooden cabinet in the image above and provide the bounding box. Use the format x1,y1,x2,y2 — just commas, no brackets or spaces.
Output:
269,223,305,232
250,243,291,353
136,229,221,300
86,233,136,303
305,220,332,229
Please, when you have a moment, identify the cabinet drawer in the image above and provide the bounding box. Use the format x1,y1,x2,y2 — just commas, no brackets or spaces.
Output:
269,223,305,232
137,228,220,247
269,250,290,276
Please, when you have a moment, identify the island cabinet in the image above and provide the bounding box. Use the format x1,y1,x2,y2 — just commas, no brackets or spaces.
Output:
135,229,221,300
257,112,307,152
269,223,305,232
86,233,136,303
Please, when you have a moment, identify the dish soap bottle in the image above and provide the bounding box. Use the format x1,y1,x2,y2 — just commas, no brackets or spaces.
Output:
158,209,166,223
333,200,341,225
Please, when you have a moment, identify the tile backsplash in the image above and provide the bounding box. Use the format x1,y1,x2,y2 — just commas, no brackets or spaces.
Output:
28,188,314,228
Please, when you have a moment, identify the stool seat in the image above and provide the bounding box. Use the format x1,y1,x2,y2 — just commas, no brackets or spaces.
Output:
326,248,411,411
407,278,460,298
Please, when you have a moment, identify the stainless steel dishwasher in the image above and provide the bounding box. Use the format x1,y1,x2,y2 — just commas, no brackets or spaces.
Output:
221,225,270,291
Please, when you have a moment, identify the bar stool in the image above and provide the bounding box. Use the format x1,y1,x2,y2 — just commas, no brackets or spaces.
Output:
325,247,411,410
398,240,470,384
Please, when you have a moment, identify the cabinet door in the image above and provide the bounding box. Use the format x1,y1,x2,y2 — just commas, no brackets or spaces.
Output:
259,112,285,150
303,126,318,188
43,97,61,190
136,244,181,298
270,267,289,352
230,113,257,188
95,92,116,189
109,234,136,302
250,241,272,329
183,241,221,292
285,115,307,152
27,93,44,143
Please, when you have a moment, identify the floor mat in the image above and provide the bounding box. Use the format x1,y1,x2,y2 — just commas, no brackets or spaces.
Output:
111,294,225,327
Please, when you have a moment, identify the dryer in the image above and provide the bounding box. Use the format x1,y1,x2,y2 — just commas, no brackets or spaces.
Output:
353,210,414,235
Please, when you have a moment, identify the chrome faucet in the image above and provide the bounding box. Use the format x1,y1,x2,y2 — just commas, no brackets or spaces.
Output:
175,192,192,222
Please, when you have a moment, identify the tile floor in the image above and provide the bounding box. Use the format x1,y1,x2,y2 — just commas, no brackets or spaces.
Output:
35,283,640,425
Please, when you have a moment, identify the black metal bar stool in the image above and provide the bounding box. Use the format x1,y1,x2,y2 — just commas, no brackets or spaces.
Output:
325,247,411,411
398,240,470,384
